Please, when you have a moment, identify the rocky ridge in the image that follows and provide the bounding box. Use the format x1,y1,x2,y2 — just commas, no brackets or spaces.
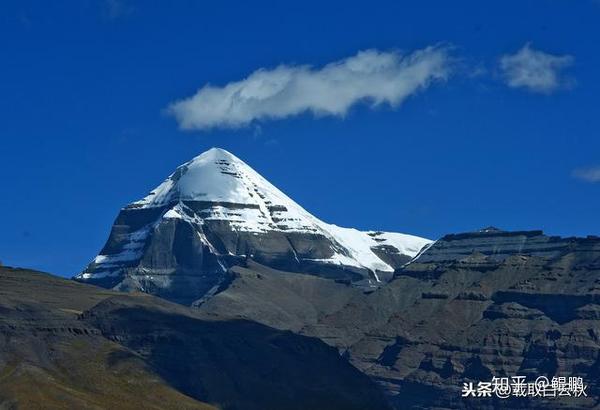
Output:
194,228,600,409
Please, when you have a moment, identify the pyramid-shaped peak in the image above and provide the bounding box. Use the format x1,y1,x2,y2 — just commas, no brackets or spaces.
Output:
191,147,239,162
80,147,433,296
129,148,308,219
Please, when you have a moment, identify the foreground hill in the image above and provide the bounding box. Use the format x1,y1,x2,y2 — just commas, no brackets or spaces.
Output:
0,266,389,410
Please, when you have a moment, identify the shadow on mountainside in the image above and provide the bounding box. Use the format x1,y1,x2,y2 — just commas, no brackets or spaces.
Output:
83,296,390,410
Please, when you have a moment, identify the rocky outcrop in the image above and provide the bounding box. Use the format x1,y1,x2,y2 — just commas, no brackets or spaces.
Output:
413,227,573,264
341,229,600,409
196,228,600,409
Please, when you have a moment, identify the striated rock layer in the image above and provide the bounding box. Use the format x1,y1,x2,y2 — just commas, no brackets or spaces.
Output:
76,148,430,304
319,228,600,409
195,228,600,409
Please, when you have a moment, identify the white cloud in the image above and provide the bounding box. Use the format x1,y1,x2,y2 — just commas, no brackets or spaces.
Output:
167,46,453,130
499,43,574,93
573,166,600,183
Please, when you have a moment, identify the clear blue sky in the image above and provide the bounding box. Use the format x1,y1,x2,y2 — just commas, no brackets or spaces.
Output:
1,0,599,277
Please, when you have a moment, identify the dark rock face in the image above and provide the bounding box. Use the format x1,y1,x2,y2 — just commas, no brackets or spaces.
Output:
196,229,600,409
335,230,600,409
414,229,571,264
78,202,378,304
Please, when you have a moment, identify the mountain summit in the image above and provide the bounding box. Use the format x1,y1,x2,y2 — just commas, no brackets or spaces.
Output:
76,148,431,304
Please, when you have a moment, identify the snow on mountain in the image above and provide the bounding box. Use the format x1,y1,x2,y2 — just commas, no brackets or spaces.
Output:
77,148,432,301
130,148,321,233
130,148,428,272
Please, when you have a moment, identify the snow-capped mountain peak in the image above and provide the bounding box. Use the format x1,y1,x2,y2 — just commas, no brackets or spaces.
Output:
130,147,318,233
77,148,432,303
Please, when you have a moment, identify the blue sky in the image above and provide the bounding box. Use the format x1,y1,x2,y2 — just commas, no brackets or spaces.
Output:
1,0,599,277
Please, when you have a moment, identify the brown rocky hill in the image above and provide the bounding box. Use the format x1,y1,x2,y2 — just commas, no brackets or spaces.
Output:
195,229,600,409
0,266,389,410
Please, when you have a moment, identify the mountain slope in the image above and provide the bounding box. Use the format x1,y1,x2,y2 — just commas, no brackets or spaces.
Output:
192,229,600,409
76,148,430,304
0,266,214,410
0,266,391,410
311,229,600,409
